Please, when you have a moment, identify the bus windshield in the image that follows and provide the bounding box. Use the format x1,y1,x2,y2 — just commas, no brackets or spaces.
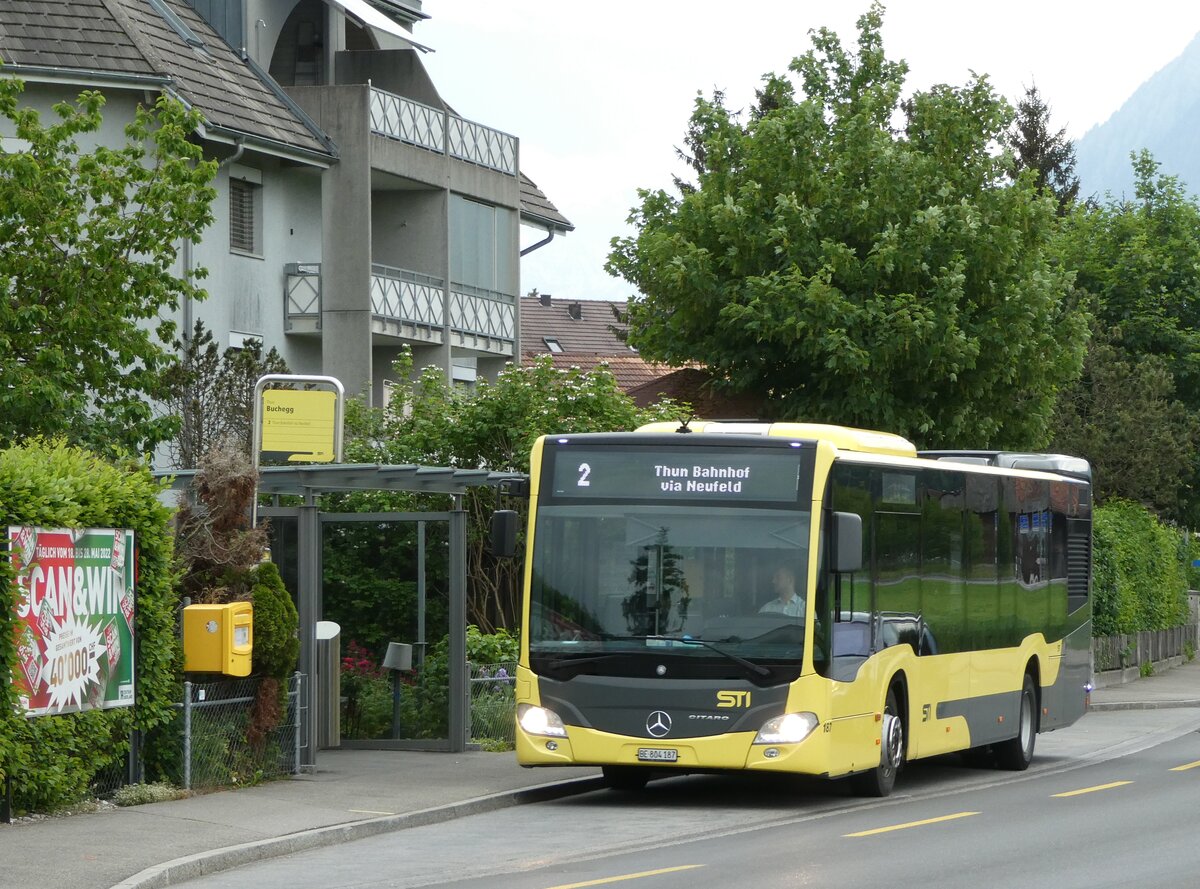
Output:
532,439,820,681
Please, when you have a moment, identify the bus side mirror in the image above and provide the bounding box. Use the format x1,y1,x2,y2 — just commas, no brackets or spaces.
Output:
490,510,519,558
833,511,863,573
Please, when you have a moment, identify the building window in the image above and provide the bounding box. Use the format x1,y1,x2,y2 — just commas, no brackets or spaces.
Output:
450,194,515,293
229,165,263,255
543,337,563,354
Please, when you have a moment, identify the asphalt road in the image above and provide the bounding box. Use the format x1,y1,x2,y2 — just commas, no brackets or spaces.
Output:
176,726,1200,889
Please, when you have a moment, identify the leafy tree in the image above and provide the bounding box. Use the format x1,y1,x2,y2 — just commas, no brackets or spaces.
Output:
1053,151,1200,522
607,3,1087,448
337,351,684,631
160,321,290,468
1008,84,1080,213
1055,151,1200,408
0,79,217,456
1050,325,1199,517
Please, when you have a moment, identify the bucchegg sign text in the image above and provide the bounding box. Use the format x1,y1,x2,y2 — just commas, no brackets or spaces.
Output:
8,526,136,717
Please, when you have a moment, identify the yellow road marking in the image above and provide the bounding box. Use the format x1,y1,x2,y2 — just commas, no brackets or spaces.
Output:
545,865,704,889
1170,760,1200,772
844,811,979,837
1051,780,1133,798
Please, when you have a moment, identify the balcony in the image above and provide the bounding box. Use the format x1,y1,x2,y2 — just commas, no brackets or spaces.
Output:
449,282,516,352
371,263,444,344
284,263,515,356
368,87,517,176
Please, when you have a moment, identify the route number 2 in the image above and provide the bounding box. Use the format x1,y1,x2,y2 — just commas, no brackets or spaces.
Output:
577,462,591,487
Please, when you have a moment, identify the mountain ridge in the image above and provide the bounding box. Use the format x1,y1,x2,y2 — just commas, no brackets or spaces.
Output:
1075,29,1200,199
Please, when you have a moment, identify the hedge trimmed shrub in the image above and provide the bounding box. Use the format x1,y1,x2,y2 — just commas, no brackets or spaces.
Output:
0,440,178,812
1092,500,1189,636
249,561,299,682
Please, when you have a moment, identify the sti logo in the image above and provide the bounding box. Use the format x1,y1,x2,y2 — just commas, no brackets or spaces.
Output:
716,690,752,708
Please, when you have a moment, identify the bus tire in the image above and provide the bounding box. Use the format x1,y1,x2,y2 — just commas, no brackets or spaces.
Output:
993,672,1037,771
602,765,650,791
850,685,904,797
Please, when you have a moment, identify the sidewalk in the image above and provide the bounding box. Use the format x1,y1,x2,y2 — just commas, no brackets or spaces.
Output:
2,660,1198,889
1088,655,1200,709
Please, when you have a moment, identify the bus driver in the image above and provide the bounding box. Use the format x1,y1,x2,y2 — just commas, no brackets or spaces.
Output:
759,564,804,617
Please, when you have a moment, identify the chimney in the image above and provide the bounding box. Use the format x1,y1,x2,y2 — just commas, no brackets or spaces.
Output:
539,292,552,307
568,302,582,320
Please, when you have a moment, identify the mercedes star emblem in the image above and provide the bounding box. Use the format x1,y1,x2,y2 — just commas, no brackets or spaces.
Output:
646,710,672,738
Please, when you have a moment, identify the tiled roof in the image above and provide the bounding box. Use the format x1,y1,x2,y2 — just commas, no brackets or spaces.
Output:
520,295,632,355
519,295,761,417
527,353,677,391
0,0,332,159
519,173,573,232
0,0,153,74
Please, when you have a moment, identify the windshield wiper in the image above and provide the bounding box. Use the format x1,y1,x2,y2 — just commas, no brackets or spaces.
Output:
544,653,628,671
675,635,771,678
543,634,772,680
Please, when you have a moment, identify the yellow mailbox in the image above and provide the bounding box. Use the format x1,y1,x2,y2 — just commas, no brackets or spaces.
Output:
183,602,254,676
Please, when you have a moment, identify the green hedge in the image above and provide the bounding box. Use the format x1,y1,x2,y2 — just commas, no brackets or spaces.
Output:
1092,500,1190,637
0,441,178,812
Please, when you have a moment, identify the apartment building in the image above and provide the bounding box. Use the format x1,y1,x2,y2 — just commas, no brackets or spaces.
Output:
0,0,571,416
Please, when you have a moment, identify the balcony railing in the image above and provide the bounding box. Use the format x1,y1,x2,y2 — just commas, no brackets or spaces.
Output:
369,89,445,154
285,262,515,354
449,282,515,348
371,263,443,330
285,263,321,330
369,87,517,176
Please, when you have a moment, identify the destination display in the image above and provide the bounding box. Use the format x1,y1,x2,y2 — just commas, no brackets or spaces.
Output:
547,446,807,503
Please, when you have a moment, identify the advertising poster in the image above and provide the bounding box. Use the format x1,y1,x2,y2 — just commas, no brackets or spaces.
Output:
8,527,136,717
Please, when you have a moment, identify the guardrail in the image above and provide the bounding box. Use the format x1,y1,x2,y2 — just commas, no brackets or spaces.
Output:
369,86,517,176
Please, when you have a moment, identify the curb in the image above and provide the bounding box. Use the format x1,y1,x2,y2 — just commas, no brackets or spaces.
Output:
1089,699,1200,711
109,775,607,889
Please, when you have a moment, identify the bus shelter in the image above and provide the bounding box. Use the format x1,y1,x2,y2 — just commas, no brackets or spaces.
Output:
161,463,524,765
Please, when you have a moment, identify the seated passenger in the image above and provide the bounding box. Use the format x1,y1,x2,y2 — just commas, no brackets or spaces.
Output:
758,565,804,618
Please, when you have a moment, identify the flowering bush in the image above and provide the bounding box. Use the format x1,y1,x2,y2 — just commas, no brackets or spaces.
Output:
340,641,394,739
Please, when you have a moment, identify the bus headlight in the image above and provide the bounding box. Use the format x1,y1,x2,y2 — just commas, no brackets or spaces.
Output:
518,703,567,738
753,712,819,745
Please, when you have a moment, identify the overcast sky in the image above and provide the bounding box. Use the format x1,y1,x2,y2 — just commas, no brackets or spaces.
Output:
418,1,1200,302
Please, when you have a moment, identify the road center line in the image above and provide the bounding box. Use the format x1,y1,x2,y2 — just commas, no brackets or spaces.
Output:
1170,760,1200,772
1051,780,1133,797
545,864,705,889
844,811,979,837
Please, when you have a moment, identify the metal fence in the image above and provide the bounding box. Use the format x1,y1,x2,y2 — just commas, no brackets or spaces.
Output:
469,662,516,747
157,673,304,790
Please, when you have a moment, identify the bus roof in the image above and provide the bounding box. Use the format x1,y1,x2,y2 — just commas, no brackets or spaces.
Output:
919,450,1092,481
634,421,918,458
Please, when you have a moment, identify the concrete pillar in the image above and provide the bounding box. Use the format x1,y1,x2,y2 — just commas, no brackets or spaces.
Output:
319,86,374,401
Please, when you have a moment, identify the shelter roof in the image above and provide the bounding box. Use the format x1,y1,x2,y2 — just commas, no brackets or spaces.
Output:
158,464,526,496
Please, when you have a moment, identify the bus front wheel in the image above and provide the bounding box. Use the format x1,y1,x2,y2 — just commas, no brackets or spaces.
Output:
850,685,904,797
993,673,1037,771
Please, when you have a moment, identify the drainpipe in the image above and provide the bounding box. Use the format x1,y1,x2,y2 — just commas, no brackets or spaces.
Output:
520,228,555,257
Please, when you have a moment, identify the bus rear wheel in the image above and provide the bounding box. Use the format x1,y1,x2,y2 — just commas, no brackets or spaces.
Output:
850,686,904,797
993,673,1037,771
602,765,650,791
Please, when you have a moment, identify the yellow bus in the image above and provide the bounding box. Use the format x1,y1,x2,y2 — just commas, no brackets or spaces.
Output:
509,422,1092,796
